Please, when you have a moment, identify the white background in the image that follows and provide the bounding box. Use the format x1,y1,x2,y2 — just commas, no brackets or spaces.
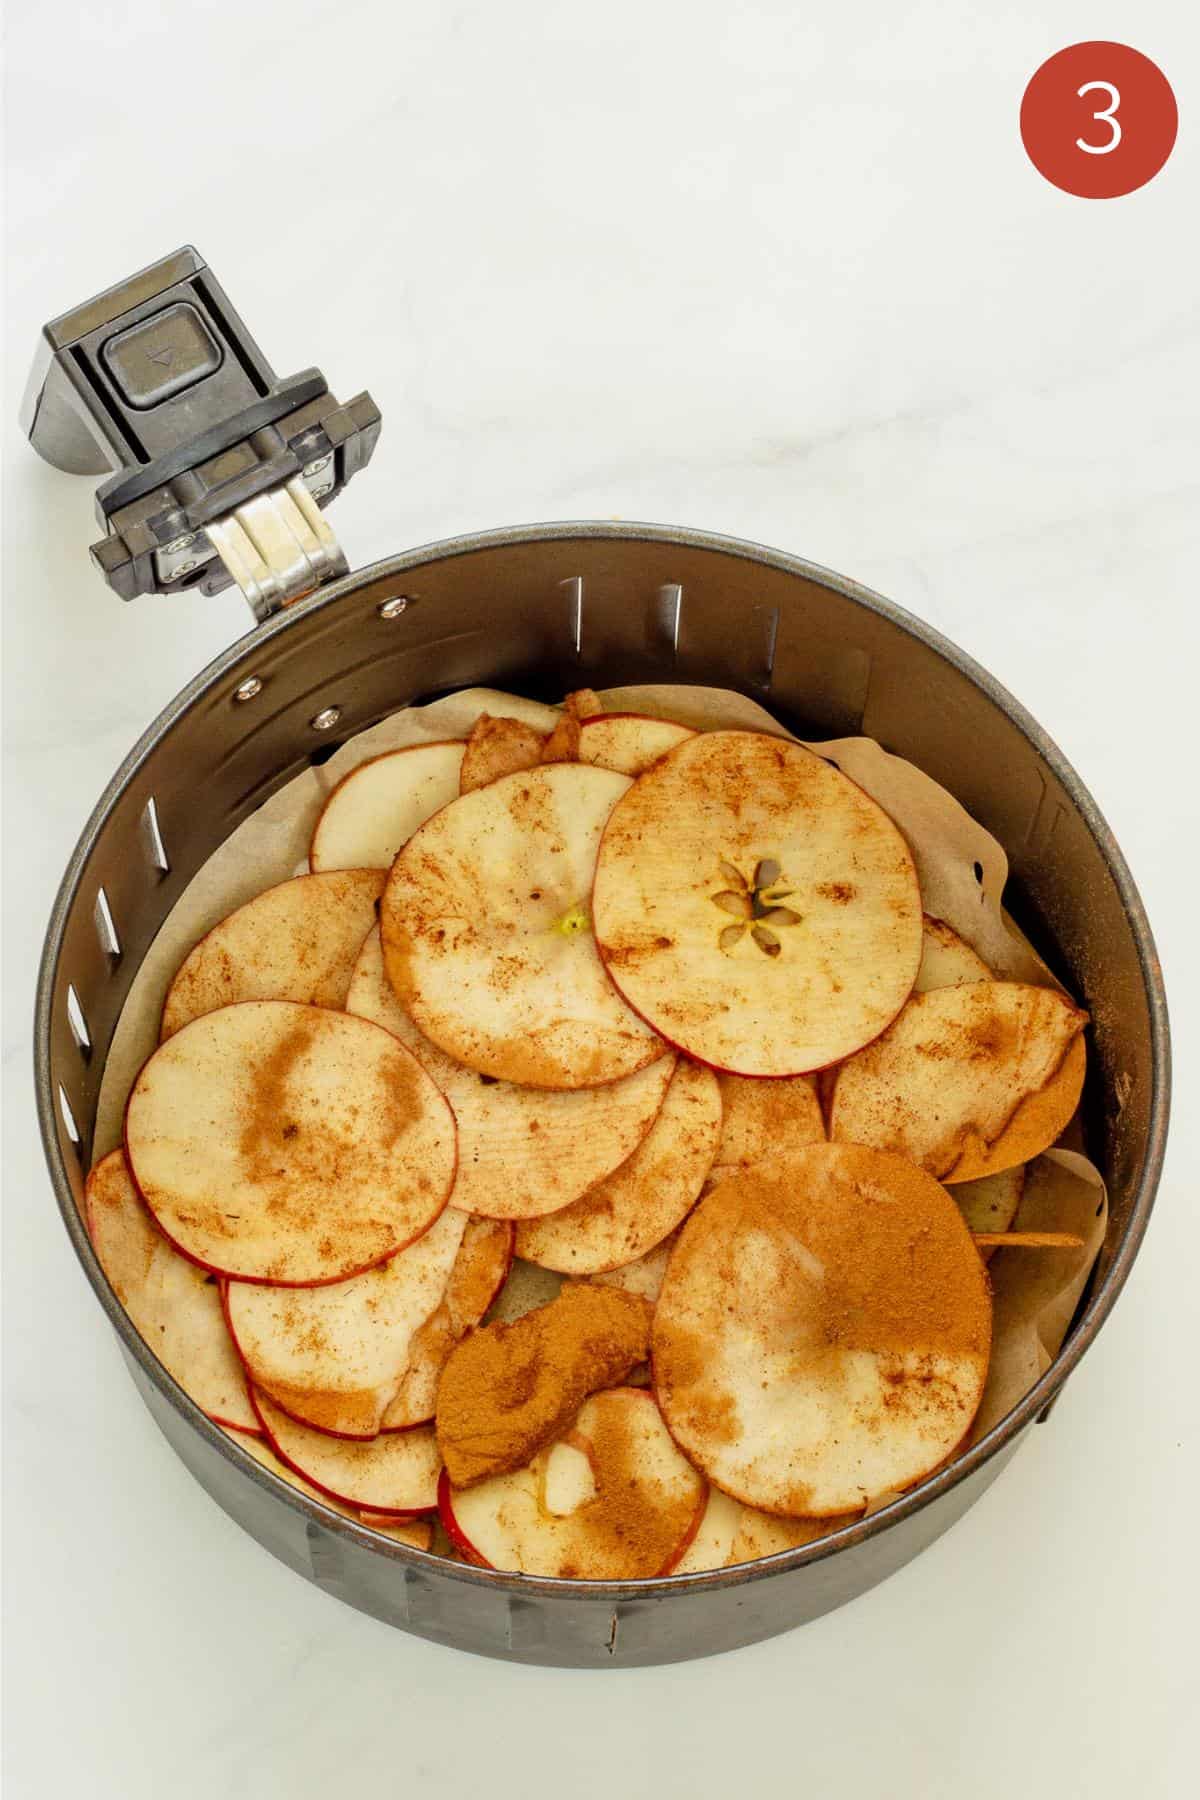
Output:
3,3,1198,1795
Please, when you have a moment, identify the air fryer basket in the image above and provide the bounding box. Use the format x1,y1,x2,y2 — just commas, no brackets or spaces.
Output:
36,522,1169,1666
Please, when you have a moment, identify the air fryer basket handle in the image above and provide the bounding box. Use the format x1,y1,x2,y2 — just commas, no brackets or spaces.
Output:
21,246,381,621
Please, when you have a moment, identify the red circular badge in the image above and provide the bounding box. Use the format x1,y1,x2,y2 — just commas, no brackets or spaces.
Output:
1020,43,1177,198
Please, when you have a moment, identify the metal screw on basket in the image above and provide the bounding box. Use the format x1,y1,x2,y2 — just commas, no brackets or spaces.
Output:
378,595,411,619
233,676,263,703
175,559,199,578
311,706,341,731
163,533,196,555
311,483,333,499
303,456,332,477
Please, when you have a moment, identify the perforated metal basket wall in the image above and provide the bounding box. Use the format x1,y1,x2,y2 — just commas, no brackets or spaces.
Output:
35,522,1169,1666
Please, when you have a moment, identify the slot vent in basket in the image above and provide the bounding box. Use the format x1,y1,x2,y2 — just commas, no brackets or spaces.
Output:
93,887,121,964
66,984,92,1059
655,582,683,657
140,796,170,875
561,576,584,656
57,1084,83,1159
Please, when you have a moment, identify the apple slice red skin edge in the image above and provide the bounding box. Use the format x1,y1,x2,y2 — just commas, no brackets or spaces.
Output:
153,876,379,1044
222,1231,517,1443
436,1393,709,1578
221,1281,390,1444
378,1221,517,1436
213,1413,262,1437
437,1468,494,1567
591,746,923,1082
649,1347,977,1525
306,740,468,871
121,1002,459,1288
85,1169,264,1438
593,930,920,1084
248,1387,436,1519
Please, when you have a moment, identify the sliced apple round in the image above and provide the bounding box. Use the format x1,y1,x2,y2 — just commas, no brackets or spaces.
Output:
235,1434,431,1543
439,1388,705,1578
243,1430,440,1534
705,1069,824,1191
309,742,466,871
160,870,384,1038
358,1514,435,1549
671,1486,743,1573
910,916,1023,1242
539,688,604,764
459,714,546,795
515,1059,721,1274
381,763,667,1088
675,1495,855,1571
653,1145,992,1516
592,731,922,1076
86,1149,257,1433
727,1505,858,1564
381,1218,515,1430
914,915,992,992
589,1233,678,1304
348,926,673,1218
252,1389,441,1514
829,981,1088,1182
225,1207,467,1438
577,713,695,777
435,1284,653,1487
126,1001,456,1285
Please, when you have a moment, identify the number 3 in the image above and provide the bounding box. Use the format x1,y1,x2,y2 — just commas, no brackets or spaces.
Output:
1077,80,1122,154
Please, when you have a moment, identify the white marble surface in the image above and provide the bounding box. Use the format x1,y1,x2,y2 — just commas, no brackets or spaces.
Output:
4,2,1198,1795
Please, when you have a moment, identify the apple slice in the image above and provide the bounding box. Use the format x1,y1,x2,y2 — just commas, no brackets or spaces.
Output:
671,1486,743,1573
86,1149,257,1433
459,714,546,794
382,1217,515,1430
160,871,384,1038
234,1433,433,1543
358,1514,434,1549
226,1208,467,1438
577,713,695,776
126,1001,456,1285
539,688,604,763
653,1146,992,1516
914,915,992,991
705,1069,824,1191
309,742,466,871
829,982,1088,1182
252,1389,441,1514
911,918,1022,1240
348,927,673,1218
439,1388,705,1578
435,1284,653,1486
728,1505,858,1564
514,1059,721,1274
381,764,667,1088
592,731,922,1076
590,1234,678,1304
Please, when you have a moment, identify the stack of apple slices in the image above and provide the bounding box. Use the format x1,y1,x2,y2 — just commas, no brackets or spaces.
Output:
86,697,1090,1578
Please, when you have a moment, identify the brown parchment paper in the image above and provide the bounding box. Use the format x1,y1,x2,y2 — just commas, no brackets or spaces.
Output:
94,682,1106,1453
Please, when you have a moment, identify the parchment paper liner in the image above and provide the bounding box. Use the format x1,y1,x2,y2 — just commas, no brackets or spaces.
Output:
95,683,1106,1492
